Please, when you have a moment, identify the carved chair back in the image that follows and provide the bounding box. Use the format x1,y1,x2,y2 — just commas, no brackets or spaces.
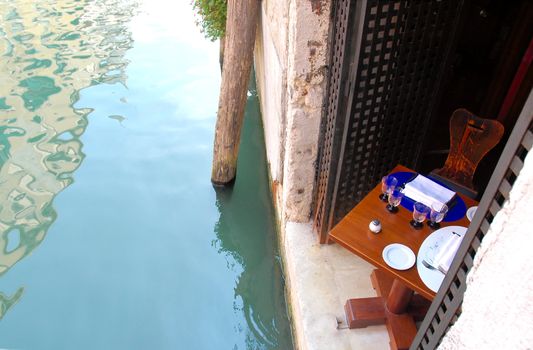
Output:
431,109,504,197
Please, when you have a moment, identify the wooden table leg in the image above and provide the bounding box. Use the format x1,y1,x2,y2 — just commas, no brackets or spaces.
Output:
344,270,428,350
386,279,414,313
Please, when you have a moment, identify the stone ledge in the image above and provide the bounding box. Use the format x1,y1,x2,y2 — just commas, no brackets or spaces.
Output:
281,221,389,350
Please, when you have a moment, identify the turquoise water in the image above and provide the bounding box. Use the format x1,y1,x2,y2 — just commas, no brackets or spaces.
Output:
0,1,293,349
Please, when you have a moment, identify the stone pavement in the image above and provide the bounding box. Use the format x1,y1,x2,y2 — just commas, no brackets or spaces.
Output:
281,222,389,350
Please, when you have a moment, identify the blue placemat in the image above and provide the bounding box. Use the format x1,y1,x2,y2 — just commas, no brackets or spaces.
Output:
389,171,466,222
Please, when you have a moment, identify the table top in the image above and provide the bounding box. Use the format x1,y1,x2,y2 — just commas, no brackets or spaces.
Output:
328,165,478,300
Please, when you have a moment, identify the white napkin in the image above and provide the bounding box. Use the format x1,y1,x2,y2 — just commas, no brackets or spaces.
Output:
404,174,456,208
434,232,464,274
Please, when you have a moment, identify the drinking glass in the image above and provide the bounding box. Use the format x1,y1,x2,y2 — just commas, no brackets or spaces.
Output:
379,175,398,202
427,202,449,229
386,188,404,213
410,202,429,229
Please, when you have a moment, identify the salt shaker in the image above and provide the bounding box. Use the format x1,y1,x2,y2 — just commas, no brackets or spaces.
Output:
369,219,382,234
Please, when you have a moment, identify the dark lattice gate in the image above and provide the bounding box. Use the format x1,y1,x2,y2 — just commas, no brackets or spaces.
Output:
314,0,465,243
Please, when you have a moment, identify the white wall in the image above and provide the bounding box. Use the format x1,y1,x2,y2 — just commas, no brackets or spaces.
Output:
255,0,332,223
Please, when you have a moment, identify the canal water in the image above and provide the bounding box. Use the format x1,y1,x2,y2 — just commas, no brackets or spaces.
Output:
0,0,293,349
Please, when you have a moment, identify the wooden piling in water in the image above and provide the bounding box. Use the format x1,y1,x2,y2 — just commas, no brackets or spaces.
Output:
211,0,259,186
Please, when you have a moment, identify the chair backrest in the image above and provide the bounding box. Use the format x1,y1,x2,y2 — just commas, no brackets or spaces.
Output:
432,109,504,196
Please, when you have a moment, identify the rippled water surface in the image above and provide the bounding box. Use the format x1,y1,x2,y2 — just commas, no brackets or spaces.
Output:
0,1,293,348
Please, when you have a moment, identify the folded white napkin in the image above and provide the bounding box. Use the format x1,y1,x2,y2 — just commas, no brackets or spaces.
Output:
403,175,455,208
434,233,464,274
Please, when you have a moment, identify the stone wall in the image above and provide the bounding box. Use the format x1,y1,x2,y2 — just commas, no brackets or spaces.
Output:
254,0,332,223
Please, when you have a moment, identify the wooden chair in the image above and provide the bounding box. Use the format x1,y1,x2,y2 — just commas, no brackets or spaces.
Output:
430,108,504,198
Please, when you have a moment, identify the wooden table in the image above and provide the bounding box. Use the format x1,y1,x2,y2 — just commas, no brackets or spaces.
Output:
328,165,477,350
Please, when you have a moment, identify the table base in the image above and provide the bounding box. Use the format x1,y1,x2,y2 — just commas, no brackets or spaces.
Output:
344,270,431,350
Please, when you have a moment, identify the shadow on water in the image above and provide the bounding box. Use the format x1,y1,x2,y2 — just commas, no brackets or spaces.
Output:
0,0,138,318
213,81,294,349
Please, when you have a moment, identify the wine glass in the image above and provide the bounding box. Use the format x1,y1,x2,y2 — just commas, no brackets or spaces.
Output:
427,202,448,229
386,188,404,213
410,202,429,229
379,175,398,202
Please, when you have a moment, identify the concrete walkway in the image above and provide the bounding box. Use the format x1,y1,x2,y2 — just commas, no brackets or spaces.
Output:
282,222,389,350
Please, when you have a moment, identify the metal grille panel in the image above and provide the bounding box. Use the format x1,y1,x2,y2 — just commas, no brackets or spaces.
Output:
314,0,464,242
313,0,352,243
411,92,533,349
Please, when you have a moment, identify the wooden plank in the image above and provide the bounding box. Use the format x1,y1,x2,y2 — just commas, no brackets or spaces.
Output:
386,311,418,350
344,297,386,328
523,130,532,150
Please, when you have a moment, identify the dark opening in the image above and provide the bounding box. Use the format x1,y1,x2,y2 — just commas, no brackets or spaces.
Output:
419,0,533,198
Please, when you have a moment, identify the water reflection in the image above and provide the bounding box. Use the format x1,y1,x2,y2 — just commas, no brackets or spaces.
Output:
0,0,138,318
213,87,293,349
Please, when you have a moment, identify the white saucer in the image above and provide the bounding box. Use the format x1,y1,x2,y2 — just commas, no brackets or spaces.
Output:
382,244,416,270
466,206,478,222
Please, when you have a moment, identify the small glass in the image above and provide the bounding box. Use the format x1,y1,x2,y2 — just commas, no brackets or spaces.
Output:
427,202,448,229
386,188,404,213
379,175,398,202
410,202,429,229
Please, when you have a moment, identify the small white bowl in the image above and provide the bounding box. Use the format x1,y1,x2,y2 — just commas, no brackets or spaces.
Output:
466,206,478,222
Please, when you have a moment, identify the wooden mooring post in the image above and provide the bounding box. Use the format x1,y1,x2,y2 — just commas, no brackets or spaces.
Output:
211,0,259,186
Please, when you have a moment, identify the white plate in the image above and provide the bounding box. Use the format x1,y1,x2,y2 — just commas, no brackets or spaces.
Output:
382,244,416,270
417,226,467,292
466,206,478,222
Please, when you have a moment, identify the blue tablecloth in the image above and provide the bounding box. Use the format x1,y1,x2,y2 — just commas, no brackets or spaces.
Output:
389,171,466,222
